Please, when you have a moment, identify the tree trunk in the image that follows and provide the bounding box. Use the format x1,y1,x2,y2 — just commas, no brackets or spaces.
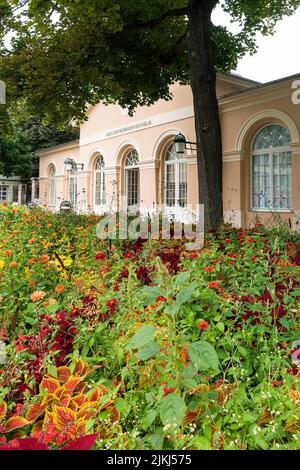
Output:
187,0,223,228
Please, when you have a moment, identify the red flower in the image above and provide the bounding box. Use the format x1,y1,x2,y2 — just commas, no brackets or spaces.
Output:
156,296,167,302
224,238,231,244
106,298,119,314
251,256,258,262
120,266,129,278
95,251,106,260
204,266,214,272
272,380,283,387
163,386,175,396
197,320,209,331
209,281,219,289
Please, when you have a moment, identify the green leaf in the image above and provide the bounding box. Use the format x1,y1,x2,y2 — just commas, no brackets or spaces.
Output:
128,325,156,350
193,436,212,450
216,322,225,332
148,428,165,450
174,271,190,287
176,283,197,306
142,410,157,429
159,393,186,427
47,365,57,378
187,341,219,371
142,286,165,305
206,391,219,400
115,398,130,418
136,341,160,361
242,412,258,424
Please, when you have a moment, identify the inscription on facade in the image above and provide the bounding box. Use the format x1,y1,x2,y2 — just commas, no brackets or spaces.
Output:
105,120,152,138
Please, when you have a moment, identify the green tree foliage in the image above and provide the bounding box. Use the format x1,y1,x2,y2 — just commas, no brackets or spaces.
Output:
0,1,299,222
1,0,299,121
0,102,79,181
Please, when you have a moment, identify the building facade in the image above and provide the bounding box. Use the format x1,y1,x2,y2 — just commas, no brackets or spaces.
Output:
0,176,27,205
37,73,300,228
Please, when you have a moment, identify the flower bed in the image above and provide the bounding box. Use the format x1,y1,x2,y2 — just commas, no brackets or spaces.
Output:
0,205,299,450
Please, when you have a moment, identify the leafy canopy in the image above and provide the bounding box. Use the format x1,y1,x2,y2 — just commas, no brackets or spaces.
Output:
0,0,300,123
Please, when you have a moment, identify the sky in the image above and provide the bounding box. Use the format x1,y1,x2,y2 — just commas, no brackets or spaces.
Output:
212,4,300,83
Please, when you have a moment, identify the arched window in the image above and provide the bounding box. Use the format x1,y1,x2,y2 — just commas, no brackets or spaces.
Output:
49,166,56,206
69,166,78,208
125,149,139,207
94,156,106,207
164,143,187,208
252,124,291,210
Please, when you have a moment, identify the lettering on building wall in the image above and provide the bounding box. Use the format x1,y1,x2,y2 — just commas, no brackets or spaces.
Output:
291,80,300,105
105,120,152,138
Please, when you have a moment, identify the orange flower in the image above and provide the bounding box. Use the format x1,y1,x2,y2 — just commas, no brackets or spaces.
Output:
48,298,57,305
31,291,46,302
55,284,65,294
39,255,50,264
28,238,35,244
28,258,37,265
9,261,18,268
3,250,12,257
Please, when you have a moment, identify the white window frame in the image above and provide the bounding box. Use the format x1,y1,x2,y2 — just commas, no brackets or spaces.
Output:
124,149,140,208
251,125,292,212
0,186,8,202
94,156,106,209
69,169,78,208
49,166,56,206
164,144,188,209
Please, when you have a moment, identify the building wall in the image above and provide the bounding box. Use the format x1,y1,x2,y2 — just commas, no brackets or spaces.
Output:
37,74,300,228
0,176,24,205
220,77,300,228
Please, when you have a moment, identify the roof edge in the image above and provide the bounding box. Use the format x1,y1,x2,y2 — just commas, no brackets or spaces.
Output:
36,139,80,156
219,72,300,101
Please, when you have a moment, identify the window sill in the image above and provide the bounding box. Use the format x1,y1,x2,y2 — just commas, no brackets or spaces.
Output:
251,209,292,213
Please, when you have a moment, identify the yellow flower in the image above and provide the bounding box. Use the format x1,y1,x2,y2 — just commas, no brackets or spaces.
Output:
54,255,72,271
0,260,4,270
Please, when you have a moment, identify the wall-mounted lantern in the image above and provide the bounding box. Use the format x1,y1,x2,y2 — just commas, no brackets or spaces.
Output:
64,158,84,172
174,133,197,156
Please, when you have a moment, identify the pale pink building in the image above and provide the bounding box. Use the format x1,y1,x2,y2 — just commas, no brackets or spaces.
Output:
36,73,300,228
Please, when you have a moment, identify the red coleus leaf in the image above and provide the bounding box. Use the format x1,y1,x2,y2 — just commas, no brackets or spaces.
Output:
25,404,46,423
5,416,30,432
52,406,76,430
40,377,60,393
56,366,71,382
61,434,98,451
16,438,49,450
64,376,83,393
0,401,7,421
